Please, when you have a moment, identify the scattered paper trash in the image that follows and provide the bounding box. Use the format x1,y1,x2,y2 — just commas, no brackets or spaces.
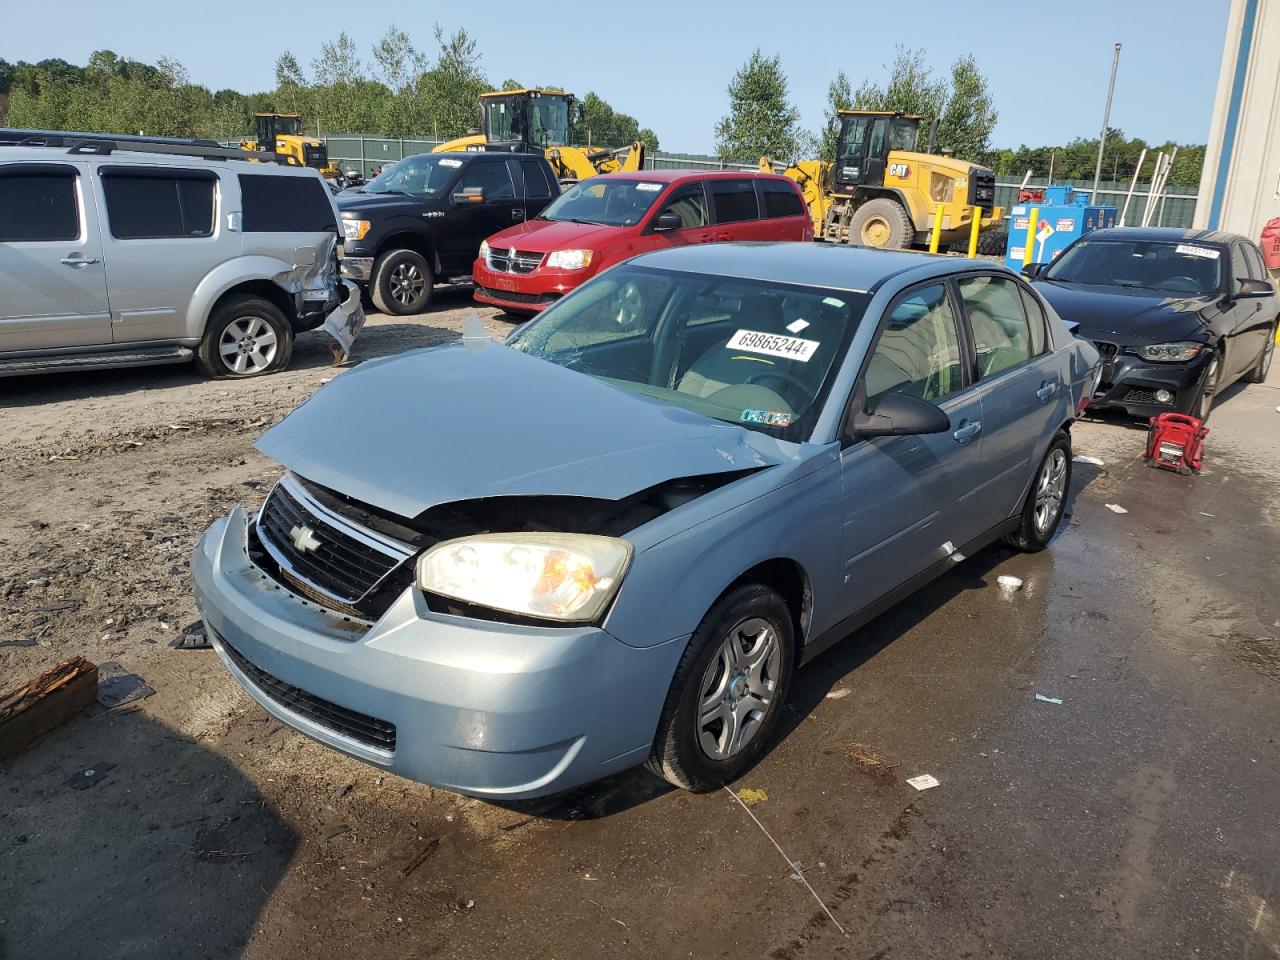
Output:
906,774,940,792
736,787,768,807
1072,455,1105,466
1199,512,1215,518
1035,693,1063,704
96,662,155,708
997,575,1023,592
1105,504,1128,514
825,688,851,700
67,762,115,790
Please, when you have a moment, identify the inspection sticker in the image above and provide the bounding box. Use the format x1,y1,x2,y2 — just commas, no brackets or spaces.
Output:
726,329,818,362
438,158,462,168
635,182,663,191
740,408,794,427
1176,243,1220,259
786,318,811,333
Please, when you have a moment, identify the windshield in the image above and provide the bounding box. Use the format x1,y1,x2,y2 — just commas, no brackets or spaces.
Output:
484,94,571,147
1044,239,1223,295
363,154,460,197
888,118,918,151
508,265,869,442
540,179,667,227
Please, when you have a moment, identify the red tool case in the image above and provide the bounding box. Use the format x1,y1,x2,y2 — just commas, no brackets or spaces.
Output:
1144,412,1208,475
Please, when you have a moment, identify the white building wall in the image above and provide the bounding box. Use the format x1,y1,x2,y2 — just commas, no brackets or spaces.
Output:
1195,0,1280,239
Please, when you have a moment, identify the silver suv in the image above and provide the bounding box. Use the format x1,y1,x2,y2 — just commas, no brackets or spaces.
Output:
0,130,345,379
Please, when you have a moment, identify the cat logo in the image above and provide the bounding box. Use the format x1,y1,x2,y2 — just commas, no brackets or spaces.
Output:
888,163,911,179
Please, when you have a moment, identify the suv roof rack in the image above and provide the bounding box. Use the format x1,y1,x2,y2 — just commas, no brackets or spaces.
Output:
0,128,288,164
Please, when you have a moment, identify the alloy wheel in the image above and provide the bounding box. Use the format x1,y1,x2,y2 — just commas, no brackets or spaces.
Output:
389,262,426,307
697,617,781,761
1034,447,1068,535
218,316,278,375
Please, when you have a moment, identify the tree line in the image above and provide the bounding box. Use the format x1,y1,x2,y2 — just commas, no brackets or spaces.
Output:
0,26,659,149
2,38,1202,188
714,46,1204,188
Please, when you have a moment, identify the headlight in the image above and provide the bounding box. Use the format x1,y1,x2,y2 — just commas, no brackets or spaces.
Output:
340,216,370,241
479,239,490,261
546,249,593,270
1137,342,1204,362
416,533,631,622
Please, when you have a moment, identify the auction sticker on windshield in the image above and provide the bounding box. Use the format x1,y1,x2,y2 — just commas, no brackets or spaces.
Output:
1176,244,1219,259
636,183,663,191
726,329,819,362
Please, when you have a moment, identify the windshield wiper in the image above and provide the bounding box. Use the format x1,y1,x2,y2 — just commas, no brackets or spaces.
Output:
551,217,606,226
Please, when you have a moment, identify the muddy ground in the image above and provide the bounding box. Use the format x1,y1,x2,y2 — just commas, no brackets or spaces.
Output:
1,290,1278,959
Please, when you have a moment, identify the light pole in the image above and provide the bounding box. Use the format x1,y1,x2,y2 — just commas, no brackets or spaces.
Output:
1092,43,1122,203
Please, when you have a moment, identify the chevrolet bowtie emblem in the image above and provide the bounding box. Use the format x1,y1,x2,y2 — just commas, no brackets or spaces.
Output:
289,524,322,553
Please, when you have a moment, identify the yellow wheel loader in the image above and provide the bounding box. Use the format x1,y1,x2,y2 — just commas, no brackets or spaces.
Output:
764,110,1004,252
433,89,645,183
240,113,340,178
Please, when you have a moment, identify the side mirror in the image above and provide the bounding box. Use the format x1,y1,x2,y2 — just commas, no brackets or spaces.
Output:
653,210,682,232
453,186,485,204
849,391,950,439
1020,262,1046,280
1236,277,1274,297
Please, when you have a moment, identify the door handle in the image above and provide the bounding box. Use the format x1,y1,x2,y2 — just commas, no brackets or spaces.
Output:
714,231,732,241
1036,382,1057,402
953,420,982,444
60,255,100,267
698,233,715,243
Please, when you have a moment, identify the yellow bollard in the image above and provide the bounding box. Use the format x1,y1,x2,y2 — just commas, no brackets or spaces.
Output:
929,203,944,253
967,206,982,258
1022,207,1039,267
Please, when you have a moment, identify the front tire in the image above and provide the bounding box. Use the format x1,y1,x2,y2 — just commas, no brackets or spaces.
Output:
1193,352,1221,420
1005,431,1072,552
849,198,913,249
371,248,434,316
195,295,292,379
647,583,795,792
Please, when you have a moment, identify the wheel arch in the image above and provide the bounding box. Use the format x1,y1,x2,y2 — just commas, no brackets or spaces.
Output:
209,280,296,330
722,557,812,662
376,230,441,274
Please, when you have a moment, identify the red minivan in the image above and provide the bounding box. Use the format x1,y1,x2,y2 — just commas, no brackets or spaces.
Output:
472,170,812,313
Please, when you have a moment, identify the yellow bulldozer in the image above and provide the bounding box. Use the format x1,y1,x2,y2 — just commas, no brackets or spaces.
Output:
240,113,340,178
434,89,645,183
763,109,1004,252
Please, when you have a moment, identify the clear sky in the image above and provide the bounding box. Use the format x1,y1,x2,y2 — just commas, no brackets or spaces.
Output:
2,0,1231,153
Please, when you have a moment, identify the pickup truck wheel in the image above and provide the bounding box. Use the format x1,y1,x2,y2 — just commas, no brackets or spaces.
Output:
646,583,795,792
195,295,292,379
371,249,433,316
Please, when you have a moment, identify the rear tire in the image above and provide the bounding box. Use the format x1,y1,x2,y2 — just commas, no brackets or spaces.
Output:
195,295,292,380
1244,322,1276,383
1005,431,1072,552
646,583,795,792
371,248,434,316
849,198,913,250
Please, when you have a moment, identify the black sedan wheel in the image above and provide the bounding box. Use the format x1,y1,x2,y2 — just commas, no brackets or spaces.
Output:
1195,354,1220,420
1244,323,1276,384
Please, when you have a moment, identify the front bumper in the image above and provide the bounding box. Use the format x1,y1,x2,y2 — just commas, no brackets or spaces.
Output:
1087,348,1210,418
191,507,686,799
471,258,582,313
339,256,373,283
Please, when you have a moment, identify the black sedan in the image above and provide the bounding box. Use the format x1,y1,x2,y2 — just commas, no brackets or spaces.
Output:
1024,227,1277,419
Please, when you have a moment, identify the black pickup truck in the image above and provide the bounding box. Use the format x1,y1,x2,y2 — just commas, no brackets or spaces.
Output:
337,151,560,315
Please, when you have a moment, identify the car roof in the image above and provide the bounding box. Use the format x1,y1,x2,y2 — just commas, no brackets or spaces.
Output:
586,169,794,185
0,142,324,177
1085,226,1243,246
626,242,993,293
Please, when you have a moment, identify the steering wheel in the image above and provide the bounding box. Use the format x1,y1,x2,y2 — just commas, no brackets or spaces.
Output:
745,368,810,402
1160,275,1199,293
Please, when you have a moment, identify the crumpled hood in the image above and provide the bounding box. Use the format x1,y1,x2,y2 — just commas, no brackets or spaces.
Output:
1033,280,1211,340
256,333,794,518
487,217,624,254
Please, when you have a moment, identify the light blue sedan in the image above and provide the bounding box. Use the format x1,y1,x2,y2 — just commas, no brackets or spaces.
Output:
192,243,1100,798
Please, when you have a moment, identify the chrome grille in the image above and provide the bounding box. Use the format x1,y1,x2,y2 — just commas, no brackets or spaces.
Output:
486,248,544,274
256,474,415,608
1092,340,1120,387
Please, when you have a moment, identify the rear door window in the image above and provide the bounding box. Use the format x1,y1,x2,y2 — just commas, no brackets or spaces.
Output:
759,179,805,219
520,159,551,200
708,179,759,224
655,183,708,229
239,173,337,232
958,275,1034,380
101,169,216,239
0,166,80,241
